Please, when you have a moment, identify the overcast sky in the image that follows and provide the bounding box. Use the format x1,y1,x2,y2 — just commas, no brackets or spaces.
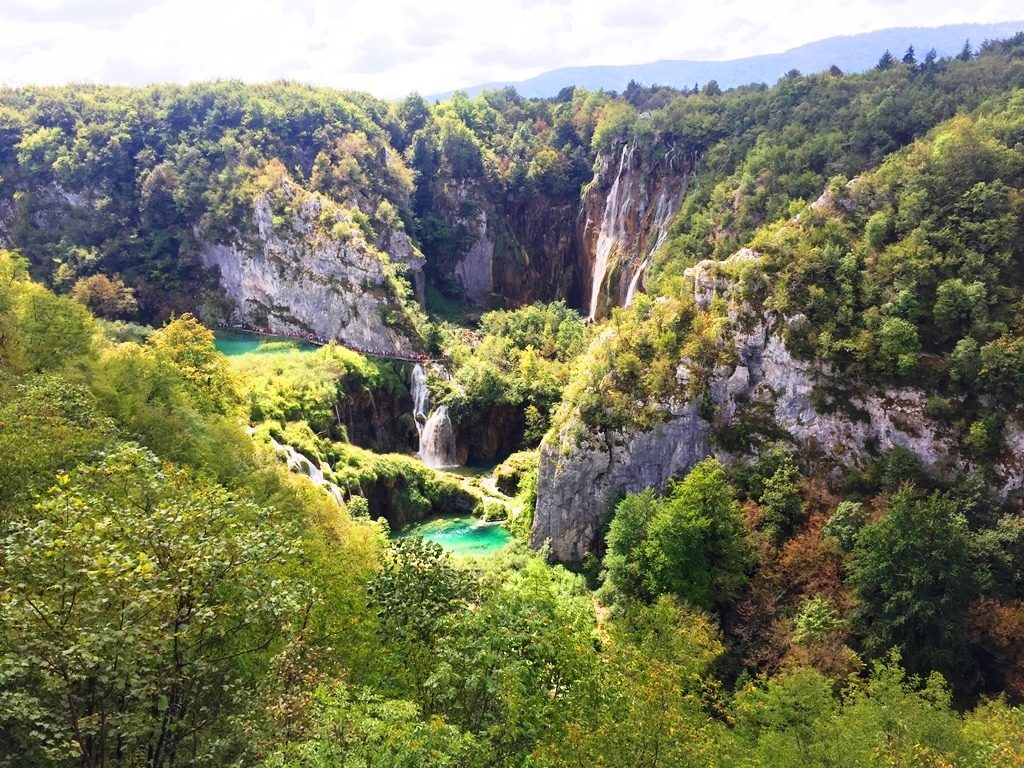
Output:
0,0,1021,97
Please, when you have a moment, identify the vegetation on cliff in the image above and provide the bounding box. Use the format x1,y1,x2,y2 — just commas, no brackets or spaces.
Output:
3,31,1024,768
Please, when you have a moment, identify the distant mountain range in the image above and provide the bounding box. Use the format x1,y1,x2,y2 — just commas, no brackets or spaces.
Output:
430,21,1024,100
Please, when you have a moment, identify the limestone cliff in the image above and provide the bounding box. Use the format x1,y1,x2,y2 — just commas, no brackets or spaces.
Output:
200,175,424,355
532,251,1024,562
581,140,690,320
423,180,583,309
423,137,691,315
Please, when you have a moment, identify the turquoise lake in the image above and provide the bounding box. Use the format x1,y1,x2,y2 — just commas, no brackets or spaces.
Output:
398,515,513,557
214,331,317,357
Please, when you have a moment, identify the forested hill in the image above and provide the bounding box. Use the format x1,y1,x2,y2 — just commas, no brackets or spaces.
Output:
2,33,1024,336
2,31,1024,768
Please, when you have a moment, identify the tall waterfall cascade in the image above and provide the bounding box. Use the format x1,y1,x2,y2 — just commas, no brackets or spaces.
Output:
411,364,460,469
624,187,679,307
588,142,635,320
411,363,429,441
419,405,459,468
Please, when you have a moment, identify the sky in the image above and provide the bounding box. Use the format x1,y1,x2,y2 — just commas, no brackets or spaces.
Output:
0,0,1021,97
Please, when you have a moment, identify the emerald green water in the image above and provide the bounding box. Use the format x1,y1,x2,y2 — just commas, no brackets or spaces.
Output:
214,331,316,357
398,515,513,557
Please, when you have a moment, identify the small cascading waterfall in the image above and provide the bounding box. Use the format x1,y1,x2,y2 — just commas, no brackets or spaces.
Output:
419,405,459,468
411,363,429,442
411,363,460,468
624,256,649,307
624,187,679,307
588,142,635,321
268,436,346,506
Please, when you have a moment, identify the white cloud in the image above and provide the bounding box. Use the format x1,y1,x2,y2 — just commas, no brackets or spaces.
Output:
0,0,1020,96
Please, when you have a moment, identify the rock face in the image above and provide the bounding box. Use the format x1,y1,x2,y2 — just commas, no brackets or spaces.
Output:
425,180,584,309
532,401,709,561
452,204,494,305
454,404,527,465
200,176,424,355
343,388,417,455
581,140,690,319
532,251,1024,562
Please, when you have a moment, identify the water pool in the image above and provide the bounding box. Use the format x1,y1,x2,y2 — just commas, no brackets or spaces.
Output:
397,515,513,557
214,331,317,356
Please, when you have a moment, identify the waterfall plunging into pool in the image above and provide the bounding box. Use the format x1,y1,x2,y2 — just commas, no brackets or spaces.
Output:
411,364,460,468
419,405,458,468
411,363,429,442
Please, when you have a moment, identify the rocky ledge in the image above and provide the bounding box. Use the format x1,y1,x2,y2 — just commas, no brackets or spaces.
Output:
201,175,424,355
531,252,1023,562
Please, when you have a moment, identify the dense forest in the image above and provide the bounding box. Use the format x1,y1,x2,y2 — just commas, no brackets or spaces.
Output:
2,33,1024,768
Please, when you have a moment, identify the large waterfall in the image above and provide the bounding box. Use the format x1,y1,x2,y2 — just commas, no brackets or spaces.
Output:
588,142,635,320
411,364,459,468
420,405,458,468
624,186,679,307
411,363,429,441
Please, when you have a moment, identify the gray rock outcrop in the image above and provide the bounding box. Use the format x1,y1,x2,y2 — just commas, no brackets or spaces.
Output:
200,176,423,355
532,251,1024,562
532,401,709,561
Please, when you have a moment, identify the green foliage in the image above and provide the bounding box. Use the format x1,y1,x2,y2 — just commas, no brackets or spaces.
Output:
601,488,659,602
728,658,978,766
965,417,1002,458
260,684,476,767
328,442,479,525
439,302,588,442
821,500,869,551
68,273,138,319
848,487,983,680
0,249,96,373
0,444,305,767
793,595,846,645
541,595,725,767
559,294,727,432
0,374,112,509
877,317,920,375
493,449,539,496
426,555,597,764
603,458,749,609
234,343,398,438
149,313,238,414
756,452,806,544
369,538,473,645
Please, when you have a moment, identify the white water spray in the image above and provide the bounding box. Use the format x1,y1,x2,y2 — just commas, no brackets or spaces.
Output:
268,437,345,506
588,142,635,320
411,364,460,468
625,187,678,307
411,363,429,441
419,405,458,468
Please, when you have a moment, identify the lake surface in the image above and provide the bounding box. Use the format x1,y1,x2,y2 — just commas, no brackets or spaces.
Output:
398,515,513,557
214,331,317,357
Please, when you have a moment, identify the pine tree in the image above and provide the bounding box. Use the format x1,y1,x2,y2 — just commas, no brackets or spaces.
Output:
958,39,973,61
921,47,938,70
877,50,895,70
902,45,916,65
